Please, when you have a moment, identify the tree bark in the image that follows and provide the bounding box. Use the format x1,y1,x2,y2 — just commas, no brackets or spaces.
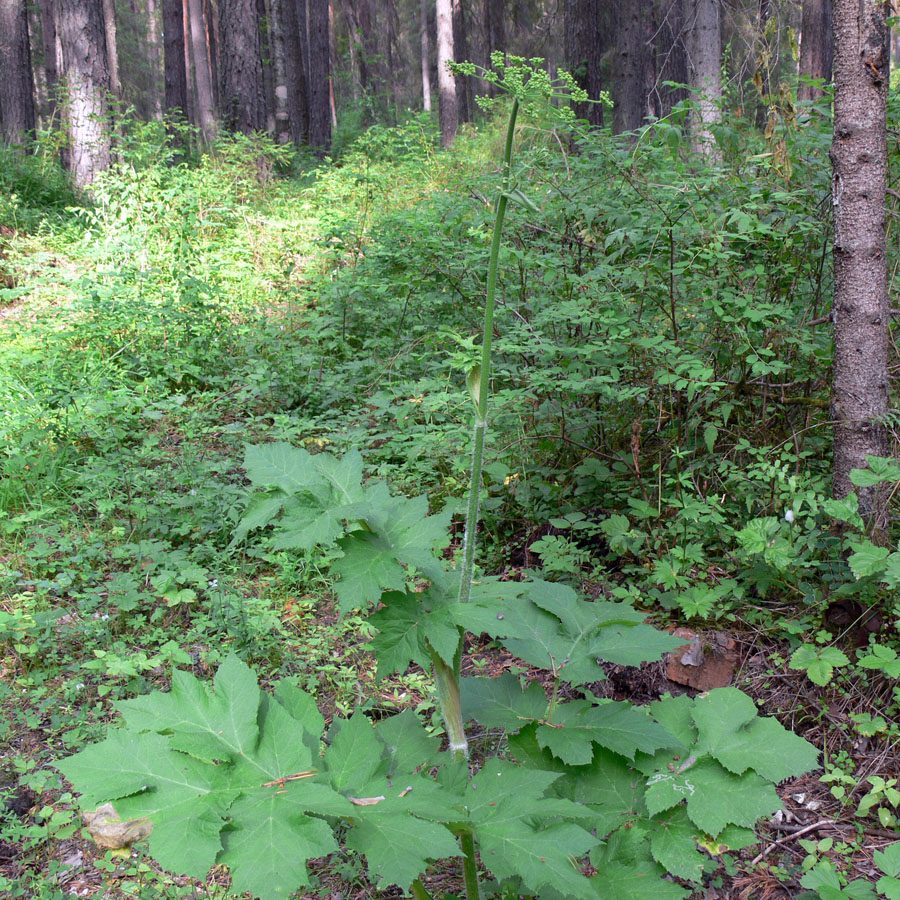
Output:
685,0,721,157
481,0,503,60
340,0,368,97
269,0,291,140
0,0,37,145
653,0,688,119
147,0,164,118
38,0,59,121
798,0,833,102
435,0,456,147
564,0,604,127
56,0,112,188
831,0,890,520
203,0,220,107
328,0,337,128
219,0,266,133
101,0,121,96
297,0,309,91
612,0,646,134
183,0,196,124
452,0,472,123
162,0,188,120
259,0,276,132
421,0,431,110
307,0,331,151
187,0,217,141
278,0,308,142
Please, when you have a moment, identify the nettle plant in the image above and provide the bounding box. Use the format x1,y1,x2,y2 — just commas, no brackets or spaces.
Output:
58,63,819,900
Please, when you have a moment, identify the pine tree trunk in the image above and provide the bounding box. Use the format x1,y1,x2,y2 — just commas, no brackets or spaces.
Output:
259,0,276,132
147,0,164,119
307,0,331,151
798,0,833,102
278,0,308,142
38,0,59,121
565,0,604,127
481,0,503,95
452,0,472,123
56,0,112,187
653,0,687,119
421,0,431,110
101,0,121,96
685,0,721,157
269,0,291,141
203,0,220,108
831,0,890,520
612,0,646,134
339,0,368,97
183,0,196,124
0,0,37,146
220,0,266,132
297,0,309,91
188,0,217,141
162,0,188,120
435,0,456,147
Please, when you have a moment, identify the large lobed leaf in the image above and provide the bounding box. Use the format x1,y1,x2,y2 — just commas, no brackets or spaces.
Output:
235,444,452,613
58,655,352,900
455,578,683,685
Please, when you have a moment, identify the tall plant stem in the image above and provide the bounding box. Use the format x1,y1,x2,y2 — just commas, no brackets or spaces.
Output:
411,879,434,900
457,96,520,609
431,98,521,765
459,829,482,900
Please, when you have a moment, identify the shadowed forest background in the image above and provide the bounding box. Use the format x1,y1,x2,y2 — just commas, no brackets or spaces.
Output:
3,2,900,899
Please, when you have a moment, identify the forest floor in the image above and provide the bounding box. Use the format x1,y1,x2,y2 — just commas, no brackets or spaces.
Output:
1,115,898,900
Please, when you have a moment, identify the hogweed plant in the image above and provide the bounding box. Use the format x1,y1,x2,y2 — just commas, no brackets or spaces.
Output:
57,62,819,900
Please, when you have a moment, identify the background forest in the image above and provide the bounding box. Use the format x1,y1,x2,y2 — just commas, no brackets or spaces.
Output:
2,1,900,900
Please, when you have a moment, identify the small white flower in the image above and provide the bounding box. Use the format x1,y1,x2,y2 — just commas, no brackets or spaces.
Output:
101,614,110,621
189,489,197,496
784,509,795,524
208,579,218,590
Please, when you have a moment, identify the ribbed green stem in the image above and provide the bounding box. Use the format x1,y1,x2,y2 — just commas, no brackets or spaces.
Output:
456,97,520,611
411,879,434,900
459,829,482,900
432,649,468,759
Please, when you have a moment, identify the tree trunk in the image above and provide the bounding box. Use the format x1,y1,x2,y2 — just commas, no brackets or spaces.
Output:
269,0,291,141
147,0,164,118
831,0,890,520
339,0,368,97
0,0,37,146
203,0,220,107
452,0,472,123
653,0,688,119
162,0,188,120
612,0,646,134
101,0,121,96
307,0,331,151
38,0,59,117
798,0,833,102
278,0,308,142
56,0,112,188
219,0,266,132
297,0,309,91
259,0,276,132
420,0,431,110
188,0,217,141
435,0,456,147
481,0,503,94
564,0,604,127
685,0,721,157
183,0,196,124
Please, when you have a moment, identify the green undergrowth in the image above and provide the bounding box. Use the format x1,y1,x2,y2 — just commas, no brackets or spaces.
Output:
1,89,899,900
